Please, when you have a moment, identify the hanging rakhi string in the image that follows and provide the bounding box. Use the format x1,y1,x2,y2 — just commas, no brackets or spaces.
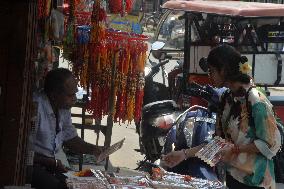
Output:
86,0,108,120
38,0,46,19
114,43,128,123
38,0,52,19
62,0,76,62
88,29,148,123
74,26,90,88
134,42,147,123
108,0,134,16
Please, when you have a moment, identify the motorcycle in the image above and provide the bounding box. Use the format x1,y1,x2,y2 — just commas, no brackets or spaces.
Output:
136,41,181,165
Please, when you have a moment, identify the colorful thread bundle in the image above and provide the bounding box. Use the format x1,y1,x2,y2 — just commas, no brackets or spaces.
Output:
108,0,134,16
87,30,148,123
67,0,148,123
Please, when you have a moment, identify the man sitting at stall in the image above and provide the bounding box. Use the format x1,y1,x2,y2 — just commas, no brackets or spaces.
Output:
29,68,104,189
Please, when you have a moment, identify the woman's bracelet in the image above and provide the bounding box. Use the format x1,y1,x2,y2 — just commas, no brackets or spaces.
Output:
232,144,240,154
182,149,188,160
55,159,58,169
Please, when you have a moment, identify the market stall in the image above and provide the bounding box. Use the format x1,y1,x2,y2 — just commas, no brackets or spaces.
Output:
25,0,253,189
34,0,148,170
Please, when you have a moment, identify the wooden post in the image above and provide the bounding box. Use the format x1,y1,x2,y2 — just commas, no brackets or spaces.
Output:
95,120,101,146
104,53,117,170
0,0,37,186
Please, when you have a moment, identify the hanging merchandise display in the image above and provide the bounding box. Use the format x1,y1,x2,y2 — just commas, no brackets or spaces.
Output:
68,0,148,124
63,0,95,26
38,0,52,19
85,0,108,119
86,30,148,124
35,0,64,88
75,11,92,26
74,25,91,88
62,0,76,62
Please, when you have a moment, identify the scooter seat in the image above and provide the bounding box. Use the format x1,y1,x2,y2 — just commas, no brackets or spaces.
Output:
142,100,178,115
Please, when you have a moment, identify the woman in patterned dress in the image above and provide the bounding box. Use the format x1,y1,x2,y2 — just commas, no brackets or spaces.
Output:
207,44,281,189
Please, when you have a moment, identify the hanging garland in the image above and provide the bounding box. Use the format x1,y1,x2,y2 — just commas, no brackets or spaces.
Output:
65,0,148,123
108,0,134,15
37,0,46,19
74,25,90,88
62,0,76,62
134,45,147,123
87,0,108,120
87,30,148,123
38,0,52,19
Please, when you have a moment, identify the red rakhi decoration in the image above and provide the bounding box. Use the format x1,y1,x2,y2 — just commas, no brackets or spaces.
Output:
69,0,148,123
108,0,133,15
38,0,51,19
38,0,45,19
86,31,148,123
98,7,107,22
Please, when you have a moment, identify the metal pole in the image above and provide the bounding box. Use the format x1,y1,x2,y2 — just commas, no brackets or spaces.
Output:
161,65,166,85
183,13,191,92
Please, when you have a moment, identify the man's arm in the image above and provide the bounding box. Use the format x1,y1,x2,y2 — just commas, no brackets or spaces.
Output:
34,152,68,173
64,136,103,156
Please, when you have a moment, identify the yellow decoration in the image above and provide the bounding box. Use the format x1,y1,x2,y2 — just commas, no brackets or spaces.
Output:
239,62,252,74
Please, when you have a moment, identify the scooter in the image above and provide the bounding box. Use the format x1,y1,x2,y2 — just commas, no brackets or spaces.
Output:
163,83,226,180
136,41,181,165
137,81,225,180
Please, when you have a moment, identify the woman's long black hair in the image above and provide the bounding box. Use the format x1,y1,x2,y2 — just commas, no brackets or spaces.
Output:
207,44,251,84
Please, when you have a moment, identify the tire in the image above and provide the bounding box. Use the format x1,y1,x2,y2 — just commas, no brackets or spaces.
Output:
146,16,158,32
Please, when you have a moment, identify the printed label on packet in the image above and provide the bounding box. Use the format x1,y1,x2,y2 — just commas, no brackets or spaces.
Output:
195,137,229,167
196,138,217,157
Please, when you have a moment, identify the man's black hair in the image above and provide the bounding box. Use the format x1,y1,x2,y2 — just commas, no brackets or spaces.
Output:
44,68,73,95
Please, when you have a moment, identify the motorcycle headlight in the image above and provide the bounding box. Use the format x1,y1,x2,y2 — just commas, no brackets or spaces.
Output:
154,114,175,130
144,67,151,77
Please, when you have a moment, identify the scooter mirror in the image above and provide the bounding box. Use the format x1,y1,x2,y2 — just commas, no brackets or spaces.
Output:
151,41,165,51
144,66,152,77
160,52,166,60
199,57,208,72
152,51,166,60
